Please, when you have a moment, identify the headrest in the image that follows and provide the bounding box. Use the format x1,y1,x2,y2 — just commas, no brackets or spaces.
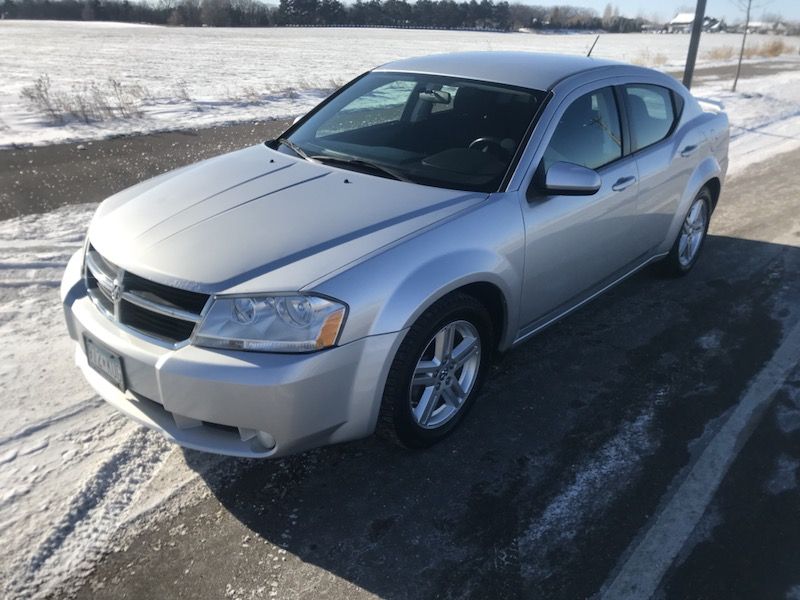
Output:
453,87,495,116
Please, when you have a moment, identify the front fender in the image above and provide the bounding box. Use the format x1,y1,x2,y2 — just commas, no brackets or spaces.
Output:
372,249,517,348
659,154,723,254
312,193,526,350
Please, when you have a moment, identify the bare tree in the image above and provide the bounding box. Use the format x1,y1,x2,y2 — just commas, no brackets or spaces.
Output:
731,0,770,91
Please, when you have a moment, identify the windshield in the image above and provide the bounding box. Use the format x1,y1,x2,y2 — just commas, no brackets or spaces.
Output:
278,72,546,193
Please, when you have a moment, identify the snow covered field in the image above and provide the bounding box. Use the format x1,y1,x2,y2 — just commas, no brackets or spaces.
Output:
1,20,798,147
2,22,800,600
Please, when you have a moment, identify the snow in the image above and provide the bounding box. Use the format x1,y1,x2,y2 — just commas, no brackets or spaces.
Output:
0,204,224,599
692,65,800,177
520,405,658,579
1,23,800,599
1,20,798,147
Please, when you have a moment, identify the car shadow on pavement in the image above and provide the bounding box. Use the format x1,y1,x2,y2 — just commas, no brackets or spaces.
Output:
181,234,800,600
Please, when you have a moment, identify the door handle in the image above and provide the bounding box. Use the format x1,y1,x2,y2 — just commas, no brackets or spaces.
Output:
680,144,698,157
611,176,636,192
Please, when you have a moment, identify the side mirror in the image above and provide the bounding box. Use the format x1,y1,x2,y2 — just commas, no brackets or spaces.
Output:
539,161,601,196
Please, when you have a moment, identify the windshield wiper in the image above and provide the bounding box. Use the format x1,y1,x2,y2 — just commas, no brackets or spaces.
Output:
309,154,410,182
276,137,314,162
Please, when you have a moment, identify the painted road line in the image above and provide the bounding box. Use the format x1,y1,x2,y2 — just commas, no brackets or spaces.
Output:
601,317,800,600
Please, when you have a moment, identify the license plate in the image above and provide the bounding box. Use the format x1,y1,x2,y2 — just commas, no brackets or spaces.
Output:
85,336,125,390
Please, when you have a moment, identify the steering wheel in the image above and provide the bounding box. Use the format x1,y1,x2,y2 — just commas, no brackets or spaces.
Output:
468,137,513,159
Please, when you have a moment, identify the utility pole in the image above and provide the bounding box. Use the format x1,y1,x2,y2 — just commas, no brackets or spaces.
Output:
682,0,707,89
732,0,753,91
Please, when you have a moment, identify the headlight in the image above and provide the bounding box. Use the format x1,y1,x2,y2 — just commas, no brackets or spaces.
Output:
193,294,346,352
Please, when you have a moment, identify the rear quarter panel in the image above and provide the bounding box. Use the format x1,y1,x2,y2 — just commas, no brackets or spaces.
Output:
656,95,729,253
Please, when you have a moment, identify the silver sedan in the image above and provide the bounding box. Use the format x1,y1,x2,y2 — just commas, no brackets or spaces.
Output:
61,51,730,457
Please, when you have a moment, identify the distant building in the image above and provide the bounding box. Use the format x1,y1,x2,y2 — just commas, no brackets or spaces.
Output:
735,20,787,34
667,13,726,34
668,12,694,33
703,17,726,32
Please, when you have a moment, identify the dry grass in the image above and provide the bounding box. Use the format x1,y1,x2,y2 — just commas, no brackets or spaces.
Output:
20,74,151,124
750,38,793,57
230,78,346,105
706,46,735,60
705,39,797,61
631,49,669,67
172,79,192,102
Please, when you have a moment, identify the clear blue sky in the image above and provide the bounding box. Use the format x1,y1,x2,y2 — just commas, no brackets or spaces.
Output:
516,0,800,23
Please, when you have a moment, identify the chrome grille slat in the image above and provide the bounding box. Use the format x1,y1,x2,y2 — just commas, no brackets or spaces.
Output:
84,245,210,345
85,250,116,299
121,290,203,324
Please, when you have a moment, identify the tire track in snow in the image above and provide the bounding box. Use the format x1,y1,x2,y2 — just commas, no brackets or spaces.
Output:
0,397,104,447
5,428,170,600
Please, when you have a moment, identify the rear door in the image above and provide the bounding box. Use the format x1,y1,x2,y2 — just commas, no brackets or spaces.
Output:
621,83,691,251
518,85,644,329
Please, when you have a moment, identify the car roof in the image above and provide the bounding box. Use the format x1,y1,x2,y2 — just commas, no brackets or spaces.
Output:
374,51,628,91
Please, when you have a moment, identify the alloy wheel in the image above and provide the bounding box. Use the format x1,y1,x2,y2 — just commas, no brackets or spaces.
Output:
678,197,708,268
409,320,482,429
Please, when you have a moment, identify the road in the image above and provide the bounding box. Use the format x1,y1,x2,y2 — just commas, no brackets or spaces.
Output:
56,143,800,600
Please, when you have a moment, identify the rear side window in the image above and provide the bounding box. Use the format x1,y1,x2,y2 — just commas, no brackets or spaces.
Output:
542,87,622,171
624,85,677,151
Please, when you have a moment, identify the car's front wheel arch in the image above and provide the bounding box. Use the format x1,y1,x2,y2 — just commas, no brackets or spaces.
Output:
376,290,496,448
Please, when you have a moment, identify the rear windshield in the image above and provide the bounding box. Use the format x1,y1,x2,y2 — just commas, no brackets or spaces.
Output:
279,72,546,193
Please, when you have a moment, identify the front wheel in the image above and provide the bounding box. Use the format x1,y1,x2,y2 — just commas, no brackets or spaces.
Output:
659,187,711,277
377,293,493,448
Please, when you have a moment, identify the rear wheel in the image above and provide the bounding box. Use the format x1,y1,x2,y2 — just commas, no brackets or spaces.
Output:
377,293,493,448
659,187,711,277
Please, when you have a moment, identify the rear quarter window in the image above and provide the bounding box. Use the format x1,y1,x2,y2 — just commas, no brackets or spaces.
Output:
624,84,678,152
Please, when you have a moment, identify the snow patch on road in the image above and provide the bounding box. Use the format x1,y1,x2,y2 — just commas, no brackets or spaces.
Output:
5,428,170,600
519,403,659,579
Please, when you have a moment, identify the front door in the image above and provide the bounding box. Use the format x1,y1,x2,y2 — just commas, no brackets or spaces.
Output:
518,86,643,331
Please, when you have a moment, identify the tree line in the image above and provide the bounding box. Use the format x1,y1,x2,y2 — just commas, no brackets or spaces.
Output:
1,0,650,32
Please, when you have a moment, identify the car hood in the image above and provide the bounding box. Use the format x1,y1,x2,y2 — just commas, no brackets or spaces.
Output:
88,144,487,293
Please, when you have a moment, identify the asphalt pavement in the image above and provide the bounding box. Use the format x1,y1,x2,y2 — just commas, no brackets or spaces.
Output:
60,145,800,599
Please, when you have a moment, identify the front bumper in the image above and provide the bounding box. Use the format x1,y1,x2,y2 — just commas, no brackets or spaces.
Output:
61,250,405,458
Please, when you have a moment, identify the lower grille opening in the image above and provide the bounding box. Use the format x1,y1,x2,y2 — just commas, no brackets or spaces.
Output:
202,421,239,435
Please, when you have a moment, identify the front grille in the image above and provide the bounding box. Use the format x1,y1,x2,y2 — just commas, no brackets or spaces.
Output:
124,271,209,313
84,245,210,344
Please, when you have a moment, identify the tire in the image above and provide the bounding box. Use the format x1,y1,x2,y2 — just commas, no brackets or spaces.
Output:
658,187,711,277
377,292,494,449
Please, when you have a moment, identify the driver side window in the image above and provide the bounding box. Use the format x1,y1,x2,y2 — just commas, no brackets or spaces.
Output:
542,87,622,172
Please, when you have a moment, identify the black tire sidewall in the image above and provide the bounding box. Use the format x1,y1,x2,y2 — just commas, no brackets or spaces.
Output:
383,295,493,448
